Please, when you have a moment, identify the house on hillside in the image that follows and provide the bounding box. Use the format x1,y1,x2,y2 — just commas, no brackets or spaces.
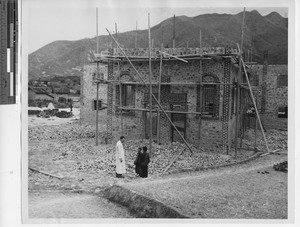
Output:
52,86,70,102
28,87,54,101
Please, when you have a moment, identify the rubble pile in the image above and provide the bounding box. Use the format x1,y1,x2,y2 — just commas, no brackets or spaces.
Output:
273,161,288,173
28,124,106,142
29,123,288,177
45,139,240,176
242,129,288,152
55,111,73,118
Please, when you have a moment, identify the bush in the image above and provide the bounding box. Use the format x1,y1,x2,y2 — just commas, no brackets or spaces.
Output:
28,110,41,115
53,101,69,108
28,99,53,108
58,97,67,103
55,111,73,118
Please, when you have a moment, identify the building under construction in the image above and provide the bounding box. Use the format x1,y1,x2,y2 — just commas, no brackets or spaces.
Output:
80,46,288,155
80,12,287,155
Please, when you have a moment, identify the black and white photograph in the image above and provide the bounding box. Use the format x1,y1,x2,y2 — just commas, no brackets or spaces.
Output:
0,0,298,226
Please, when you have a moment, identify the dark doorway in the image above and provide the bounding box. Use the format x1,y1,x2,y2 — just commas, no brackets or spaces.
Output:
145,111,157,139
171,104,187,143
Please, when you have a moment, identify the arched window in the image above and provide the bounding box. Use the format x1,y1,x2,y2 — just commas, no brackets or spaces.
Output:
197,74,220,118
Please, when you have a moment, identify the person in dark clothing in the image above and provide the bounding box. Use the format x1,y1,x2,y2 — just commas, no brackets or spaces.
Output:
134,147,142,176
140,146,150,178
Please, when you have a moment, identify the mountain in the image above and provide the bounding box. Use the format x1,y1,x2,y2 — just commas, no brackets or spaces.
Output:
28,10,288,79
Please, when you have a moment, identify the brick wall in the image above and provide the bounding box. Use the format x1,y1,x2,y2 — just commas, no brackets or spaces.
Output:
247,65,288,114
80,64,108,125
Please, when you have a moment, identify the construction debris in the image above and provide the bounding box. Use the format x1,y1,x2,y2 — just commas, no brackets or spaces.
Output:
273,161,288,173
28,123,102,141
29,167,64,179
40,138,249,176
241,129,287,152
29,123,288,176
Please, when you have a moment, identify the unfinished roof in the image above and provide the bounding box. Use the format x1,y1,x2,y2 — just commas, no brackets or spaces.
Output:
92,47,239,63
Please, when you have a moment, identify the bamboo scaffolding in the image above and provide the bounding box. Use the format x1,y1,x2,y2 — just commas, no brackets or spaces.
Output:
106,28,195,154
116,106,202,115
235,7,246,158
94,80,237,86
95,55,232,62
238,44,270,153
158,51,188,63
101,102,203,115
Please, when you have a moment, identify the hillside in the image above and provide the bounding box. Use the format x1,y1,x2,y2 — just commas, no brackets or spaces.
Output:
28,10,288,79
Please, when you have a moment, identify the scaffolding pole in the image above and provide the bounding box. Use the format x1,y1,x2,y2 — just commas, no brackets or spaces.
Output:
235,7,246,158
135,20,138,48
254,93,258,151
238,44,270,153
106,28,195,154
148,13,153,155
115,23,123,135
114,106,202,115
95,7,99,146
157,43,163,144
172,14,175,48
198,28,203,149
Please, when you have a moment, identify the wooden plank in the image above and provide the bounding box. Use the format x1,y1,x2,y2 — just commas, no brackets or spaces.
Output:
29,167,64,179
163,148,186,173
116,106,202,115
260,149,281,157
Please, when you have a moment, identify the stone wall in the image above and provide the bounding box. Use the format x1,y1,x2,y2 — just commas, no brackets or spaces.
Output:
247,64,288,115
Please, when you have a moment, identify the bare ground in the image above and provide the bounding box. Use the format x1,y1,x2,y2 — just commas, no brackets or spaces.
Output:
28,190,134,218
120,154,288,219
27,120,288,219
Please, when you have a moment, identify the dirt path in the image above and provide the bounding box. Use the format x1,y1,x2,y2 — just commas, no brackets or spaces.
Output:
119,154,288,219
28,190,135,219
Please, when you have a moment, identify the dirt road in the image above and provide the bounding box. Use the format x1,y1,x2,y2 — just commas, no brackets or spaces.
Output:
28,190,135,219
118,153,288,219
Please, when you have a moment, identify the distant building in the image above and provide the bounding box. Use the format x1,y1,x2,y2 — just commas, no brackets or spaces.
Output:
52,86,70,102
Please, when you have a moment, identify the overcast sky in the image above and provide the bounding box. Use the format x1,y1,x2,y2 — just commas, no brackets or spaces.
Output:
23,0,290,54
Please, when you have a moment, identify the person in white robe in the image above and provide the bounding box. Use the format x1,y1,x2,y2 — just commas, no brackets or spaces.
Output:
115,136,126,178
